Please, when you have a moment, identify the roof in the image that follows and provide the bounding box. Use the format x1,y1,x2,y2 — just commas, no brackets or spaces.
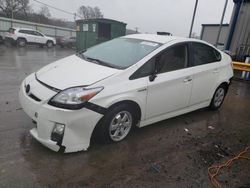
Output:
123,34,212,46
202,24,229,27
123,34,180,44
11,27,36,31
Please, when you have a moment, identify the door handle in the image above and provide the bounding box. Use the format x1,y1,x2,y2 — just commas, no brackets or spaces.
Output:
183,77,192,83
213,69,219,73
137,88,147,92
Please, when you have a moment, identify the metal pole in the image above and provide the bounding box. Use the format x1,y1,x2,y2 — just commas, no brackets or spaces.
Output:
11,0,13,27
189,0,199,38
215,0,229,47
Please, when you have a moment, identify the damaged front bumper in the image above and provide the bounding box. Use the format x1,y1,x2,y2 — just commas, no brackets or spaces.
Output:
19,76,103,153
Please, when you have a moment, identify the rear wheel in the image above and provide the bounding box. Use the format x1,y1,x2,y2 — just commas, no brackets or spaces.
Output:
17,38,26,47
209,85,227,110
46,40,54,48
96,104,135,143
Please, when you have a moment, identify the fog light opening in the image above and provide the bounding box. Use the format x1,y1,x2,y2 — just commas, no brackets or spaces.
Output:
51,123,65,145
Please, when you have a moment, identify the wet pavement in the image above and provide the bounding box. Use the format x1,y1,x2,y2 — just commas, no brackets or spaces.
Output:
0,45,250,188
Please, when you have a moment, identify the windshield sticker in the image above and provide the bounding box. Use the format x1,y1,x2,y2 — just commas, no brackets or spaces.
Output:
140,41,159,47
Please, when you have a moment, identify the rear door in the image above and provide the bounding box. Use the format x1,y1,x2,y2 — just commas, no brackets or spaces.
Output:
146,43,193,119
188,42,222,106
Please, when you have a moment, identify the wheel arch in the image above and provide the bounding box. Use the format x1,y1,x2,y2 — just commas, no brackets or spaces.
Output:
46,40,54,45
107,100,142,124
215,81,230,94
17,37,27,42
90,99,142,143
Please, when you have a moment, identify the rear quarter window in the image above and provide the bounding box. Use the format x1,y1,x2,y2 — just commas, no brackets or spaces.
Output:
192,42,221,66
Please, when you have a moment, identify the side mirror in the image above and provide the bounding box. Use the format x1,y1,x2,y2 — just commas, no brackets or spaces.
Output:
149,67,158,82
149,73,157,82
148,58,160,82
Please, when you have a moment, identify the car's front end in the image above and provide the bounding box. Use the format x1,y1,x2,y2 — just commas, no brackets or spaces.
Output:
46,36,56,45
19,73,104,152
19,53,121,152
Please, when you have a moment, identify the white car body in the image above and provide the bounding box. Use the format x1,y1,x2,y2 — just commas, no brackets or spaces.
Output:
5,27,56,46
19,34,233,153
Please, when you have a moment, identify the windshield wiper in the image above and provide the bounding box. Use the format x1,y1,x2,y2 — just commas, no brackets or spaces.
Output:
76,50,87,60
85,56,117,69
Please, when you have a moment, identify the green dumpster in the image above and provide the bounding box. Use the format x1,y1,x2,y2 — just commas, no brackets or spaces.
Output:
76,18,127,52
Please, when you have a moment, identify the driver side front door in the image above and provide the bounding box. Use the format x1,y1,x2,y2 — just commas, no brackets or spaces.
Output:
145,43,193,120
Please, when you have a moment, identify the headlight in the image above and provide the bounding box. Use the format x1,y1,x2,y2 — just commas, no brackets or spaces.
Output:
48,86,103,110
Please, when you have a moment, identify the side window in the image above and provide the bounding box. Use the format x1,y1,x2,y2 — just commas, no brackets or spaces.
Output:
19,30,33,35
157,44,187,74
192,42,221,66
129,58,155,80
19,30,28,34
34,31,43,36
30,31,37,36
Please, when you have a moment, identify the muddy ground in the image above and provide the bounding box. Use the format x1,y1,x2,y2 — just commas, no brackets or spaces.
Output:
0,45,250,188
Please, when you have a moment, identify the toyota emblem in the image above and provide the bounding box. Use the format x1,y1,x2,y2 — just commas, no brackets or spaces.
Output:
25,84,30,94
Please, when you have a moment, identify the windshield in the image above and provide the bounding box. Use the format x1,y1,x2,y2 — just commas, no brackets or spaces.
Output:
80,38,161,69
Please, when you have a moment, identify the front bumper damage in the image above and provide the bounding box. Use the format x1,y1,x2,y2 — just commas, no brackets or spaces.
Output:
19,75,103,153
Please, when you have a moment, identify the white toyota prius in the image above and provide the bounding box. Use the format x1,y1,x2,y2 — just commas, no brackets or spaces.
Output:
19,34,233,153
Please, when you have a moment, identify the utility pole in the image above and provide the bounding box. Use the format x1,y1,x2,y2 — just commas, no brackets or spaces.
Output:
215,0,229,47
11,0,14,27
189,0,199,38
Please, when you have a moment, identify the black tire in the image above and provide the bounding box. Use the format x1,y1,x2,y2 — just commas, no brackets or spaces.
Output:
17,38,26,47
209,84,227,110
95,104,136,144
46,40,54,48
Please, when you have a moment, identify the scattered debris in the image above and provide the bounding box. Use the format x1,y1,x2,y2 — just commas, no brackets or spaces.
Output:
208,126,215,130
216,153,225,158
214,144,230,156
184,128,189,132
16,108,23,111
5,101,9,105
150,163,161,173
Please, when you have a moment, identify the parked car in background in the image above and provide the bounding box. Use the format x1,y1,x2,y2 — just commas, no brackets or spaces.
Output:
19,34,233,153
56,36,76,48
5,27,56,48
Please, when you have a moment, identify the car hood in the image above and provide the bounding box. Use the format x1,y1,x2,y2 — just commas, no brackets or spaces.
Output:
36,55,120,90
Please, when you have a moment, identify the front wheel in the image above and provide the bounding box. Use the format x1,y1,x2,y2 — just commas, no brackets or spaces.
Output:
209,85,227,110
46,41,54,48
96,104,135,143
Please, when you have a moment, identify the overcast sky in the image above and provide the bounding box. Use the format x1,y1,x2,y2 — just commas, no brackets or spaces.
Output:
31,0,235,37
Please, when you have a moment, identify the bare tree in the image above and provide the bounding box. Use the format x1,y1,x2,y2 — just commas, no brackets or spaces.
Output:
0,0,29,18
93,6,103,18
39,5,51,18
78,5,103,19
